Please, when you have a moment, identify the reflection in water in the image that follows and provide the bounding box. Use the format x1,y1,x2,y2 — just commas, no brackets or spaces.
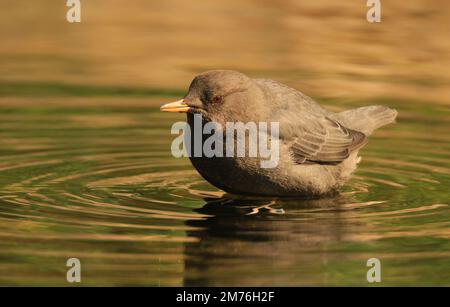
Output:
184,193,450,286
184,195,365,286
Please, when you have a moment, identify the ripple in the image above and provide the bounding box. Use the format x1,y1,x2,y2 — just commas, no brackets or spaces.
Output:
0,105,449,286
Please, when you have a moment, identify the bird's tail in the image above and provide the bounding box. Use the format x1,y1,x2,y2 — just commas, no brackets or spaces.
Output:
330,105,398,136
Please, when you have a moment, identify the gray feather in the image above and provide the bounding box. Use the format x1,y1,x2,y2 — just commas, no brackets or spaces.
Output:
329,105,397,135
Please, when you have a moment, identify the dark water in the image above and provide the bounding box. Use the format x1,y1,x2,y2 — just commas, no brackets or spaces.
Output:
0,98,448,286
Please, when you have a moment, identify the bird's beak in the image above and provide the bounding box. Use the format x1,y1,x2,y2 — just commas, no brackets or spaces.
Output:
160,99,190,113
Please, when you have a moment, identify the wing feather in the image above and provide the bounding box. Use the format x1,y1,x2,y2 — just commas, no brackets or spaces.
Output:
277,112,367,165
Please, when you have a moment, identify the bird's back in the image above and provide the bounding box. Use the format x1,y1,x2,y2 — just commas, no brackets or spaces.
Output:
254,78,330,116
255,78,397,136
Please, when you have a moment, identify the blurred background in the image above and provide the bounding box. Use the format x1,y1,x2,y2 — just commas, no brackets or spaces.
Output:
0,0,449,286
1,0,449,103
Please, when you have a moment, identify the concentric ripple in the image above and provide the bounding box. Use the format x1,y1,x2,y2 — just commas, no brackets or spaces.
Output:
0,101,449,286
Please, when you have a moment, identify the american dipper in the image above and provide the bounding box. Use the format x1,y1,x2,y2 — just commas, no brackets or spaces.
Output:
160,70,397,197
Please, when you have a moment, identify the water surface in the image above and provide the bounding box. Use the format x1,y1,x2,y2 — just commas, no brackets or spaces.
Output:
0,97,448,286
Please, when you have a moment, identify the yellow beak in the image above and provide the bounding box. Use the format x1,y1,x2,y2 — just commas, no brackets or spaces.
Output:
160,99,190,113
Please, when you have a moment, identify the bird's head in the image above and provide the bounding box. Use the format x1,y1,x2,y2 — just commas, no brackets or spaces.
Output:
160,70,267,125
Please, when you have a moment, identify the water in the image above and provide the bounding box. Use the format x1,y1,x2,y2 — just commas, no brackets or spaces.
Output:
0,97,448,286
0,0,449,286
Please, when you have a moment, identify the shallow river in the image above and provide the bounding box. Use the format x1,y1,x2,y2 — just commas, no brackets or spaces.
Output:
0,96,448,286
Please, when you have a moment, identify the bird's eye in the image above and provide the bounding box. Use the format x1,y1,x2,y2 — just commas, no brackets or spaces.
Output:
212,95,223,104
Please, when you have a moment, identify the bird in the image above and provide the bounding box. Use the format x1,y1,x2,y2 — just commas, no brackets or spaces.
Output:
160,70,397,197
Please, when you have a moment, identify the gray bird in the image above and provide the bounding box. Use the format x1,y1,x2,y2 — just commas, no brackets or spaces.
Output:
161,70,397,197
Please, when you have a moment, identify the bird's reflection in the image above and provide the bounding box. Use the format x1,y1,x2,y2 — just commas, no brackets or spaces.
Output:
183,193,362,286
197,196,284,216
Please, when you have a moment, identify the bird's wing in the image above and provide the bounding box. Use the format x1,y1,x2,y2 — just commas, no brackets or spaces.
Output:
275,110,368,165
